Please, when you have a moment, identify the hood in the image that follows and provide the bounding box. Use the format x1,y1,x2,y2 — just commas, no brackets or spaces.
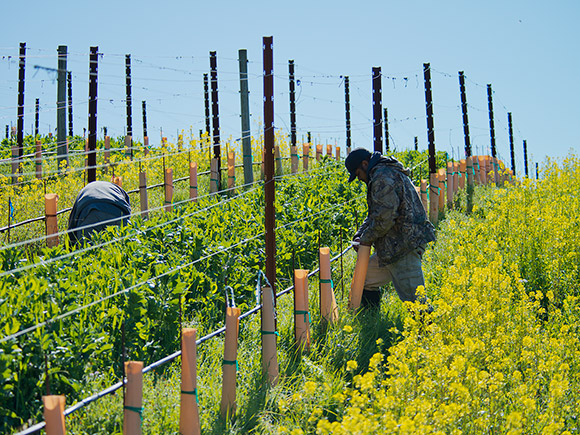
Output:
366,152,411,181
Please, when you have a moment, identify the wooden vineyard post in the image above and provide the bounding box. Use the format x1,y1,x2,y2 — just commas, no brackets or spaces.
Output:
290,145,298,174
164,168,173,212
316,144,322,162
112,176,123,189
302,143,309,172
124,361,143,435
139,171,148,219
459,159,466,189
420,179,428,214
210,158,219,193
261,286,279,386
35,139,42,179
227,151,236,191
349,245,371,310
104,135,111,172
189,161,198,201
180,328,200,435
319,247,338,323
43,395,66,435
438,168,445,213
45,194,59,247
294,270,311,351
335,146,340,161
446,161,454,209
220,306,241,419
326,144,332,158
143,136,149,156
274,145,282,177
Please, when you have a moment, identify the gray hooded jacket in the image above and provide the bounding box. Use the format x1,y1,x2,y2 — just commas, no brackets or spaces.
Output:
355,153,436,265
68,181,131,245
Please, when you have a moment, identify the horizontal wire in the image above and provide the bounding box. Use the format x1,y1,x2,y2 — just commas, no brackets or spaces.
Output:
0,184,358,343
0,143,214,181
0,231,265,344
12,243,352,435
0,160,338,271
0,183,264,277
0,175,264,254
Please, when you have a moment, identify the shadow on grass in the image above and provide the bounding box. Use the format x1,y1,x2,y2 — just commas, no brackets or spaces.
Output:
353,302,405,373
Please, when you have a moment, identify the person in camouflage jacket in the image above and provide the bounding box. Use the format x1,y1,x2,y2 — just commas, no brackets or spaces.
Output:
345,148,436,308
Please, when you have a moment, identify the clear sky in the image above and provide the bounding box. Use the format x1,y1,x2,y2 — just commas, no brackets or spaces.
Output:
1,0,578,175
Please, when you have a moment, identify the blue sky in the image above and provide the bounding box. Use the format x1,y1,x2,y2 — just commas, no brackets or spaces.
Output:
1,0,578,175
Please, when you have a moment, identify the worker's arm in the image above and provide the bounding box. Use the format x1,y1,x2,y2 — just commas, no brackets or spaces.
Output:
354,218,369,240
358,177,399,245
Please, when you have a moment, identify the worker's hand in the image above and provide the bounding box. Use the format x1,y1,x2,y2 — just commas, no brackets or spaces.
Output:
351,236,361,252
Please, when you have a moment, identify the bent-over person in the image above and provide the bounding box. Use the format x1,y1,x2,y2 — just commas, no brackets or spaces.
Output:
345,148,436,309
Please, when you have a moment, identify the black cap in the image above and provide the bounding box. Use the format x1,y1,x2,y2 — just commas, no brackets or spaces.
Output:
345,148,371,182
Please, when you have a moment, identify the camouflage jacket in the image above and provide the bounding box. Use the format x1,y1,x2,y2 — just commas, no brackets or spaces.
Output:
355,153,436,266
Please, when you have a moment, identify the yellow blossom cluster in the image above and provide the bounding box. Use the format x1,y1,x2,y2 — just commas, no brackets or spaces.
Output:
315,154,580,434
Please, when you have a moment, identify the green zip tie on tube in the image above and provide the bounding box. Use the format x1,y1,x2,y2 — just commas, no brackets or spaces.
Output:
223,359,238,370
320,278,334,289
294,310,310,323
181,388,199,403
124,405,143,421
261,330,279,336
